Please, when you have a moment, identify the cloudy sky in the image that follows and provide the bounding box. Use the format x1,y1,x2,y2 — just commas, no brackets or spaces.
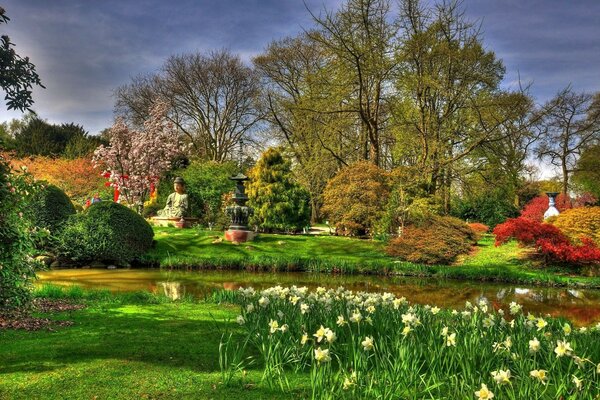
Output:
1,0,599,137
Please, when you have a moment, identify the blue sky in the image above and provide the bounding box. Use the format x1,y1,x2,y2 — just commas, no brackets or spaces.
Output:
1,0,599,137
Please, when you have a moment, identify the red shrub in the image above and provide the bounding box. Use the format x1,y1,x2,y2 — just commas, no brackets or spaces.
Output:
520,193,597,222
493,217,600,264
467,222,489,234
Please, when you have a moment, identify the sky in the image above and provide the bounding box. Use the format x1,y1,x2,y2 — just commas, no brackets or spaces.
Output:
1,0,599,139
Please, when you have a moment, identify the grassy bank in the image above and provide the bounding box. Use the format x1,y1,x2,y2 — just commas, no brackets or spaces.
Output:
2,285,600,399
0,286,308,400
144,227,600,288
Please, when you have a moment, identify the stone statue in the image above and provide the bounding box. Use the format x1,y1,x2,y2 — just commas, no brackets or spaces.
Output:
158,177,189,218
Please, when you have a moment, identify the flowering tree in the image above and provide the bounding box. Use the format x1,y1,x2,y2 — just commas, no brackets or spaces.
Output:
93,102,182,211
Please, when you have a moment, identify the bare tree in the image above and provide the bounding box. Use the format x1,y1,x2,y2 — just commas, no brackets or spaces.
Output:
115,50,262,161
536,86,600,195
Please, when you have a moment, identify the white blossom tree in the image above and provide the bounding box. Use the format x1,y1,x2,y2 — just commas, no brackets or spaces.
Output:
93,102,183,212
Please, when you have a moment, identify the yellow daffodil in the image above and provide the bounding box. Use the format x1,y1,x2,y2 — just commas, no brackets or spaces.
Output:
236,315,245,325
491,369,511,386
336,315,346,326
529,337,540,353
268,319,279,334
314,347,331,363
401,325,412,337
301,333,308,345
313,325,326,343
530,369,548,384
572,375,583,390
563,323,572,336
300,303,309,314
431,306,440,315
474,383,494,399
361,336,374,351
554,340,573,357
536,318,548,331
446,332,457,347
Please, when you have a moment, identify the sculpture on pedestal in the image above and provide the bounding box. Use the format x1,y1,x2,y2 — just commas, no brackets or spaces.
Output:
158,177,189,218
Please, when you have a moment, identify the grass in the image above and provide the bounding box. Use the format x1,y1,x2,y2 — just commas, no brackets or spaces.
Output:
0,286,310,400
144,227,600,288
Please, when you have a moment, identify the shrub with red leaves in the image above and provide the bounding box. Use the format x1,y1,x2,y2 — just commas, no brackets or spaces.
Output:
520,193,597,222
493,217,600,264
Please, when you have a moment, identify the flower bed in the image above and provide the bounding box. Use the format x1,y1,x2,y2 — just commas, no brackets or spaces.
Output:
222,285,600,398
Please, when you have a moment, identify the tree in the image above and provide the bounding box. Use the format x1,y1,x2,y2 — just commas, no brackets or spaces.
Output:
11,116,103,158
308,0,399,167
536,87,600,196
0,7,44,111
394,0,527,211
93,102,184,211
247,148,311,232
254,34,350,221
115,50,262,161
572,143,600,200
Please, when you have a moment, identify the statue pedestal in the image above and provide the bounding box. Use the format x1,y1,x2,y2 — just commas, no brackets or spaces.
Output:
225,229,256,243
150,217,199,228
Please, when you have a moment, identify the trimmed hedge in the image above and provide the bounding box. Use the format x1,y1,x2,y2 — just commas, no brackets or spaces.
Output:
386,216,477,265
29,184,75,232
58,201,154,264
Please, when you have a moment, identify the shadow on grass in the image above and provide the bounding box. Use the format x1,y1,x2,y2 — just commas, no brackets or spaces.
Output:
0,303,238,375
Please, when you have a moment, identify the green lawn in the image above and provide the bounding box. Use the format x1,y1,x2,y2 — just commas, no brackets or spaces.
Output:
144,227,600,288
0,289,309,400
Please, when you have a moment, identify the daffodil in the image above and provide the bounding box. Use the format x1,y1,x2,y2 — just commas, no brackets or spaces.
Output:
536,318,547,331
431,306,440,315
336,315,346,326
301,333,308,345
441,326,449,337
491,369,511,386
314,347,331,363
258,296,270,308
350,310,362,324
246,304,254,313
361,336,374,351
572,375,583,390
530,369,548,384
325,328,336,344
268,319,279,334
509,301,522,315
474,383,494,399
236,315,245,325
563,323,572,336
401,325,412,337
446,332,456,347
280,323,288,333
529,337,540,353
554,340,573,357
313,325,326,343
300,303,309,314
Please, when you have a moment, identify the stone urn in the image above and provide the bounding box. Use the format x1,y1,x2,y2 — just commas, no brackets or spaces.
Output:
543,192,560,219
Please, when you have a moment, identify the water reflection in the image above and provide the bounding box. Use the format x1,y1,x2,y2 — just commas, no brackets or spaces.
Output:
37,269,600,326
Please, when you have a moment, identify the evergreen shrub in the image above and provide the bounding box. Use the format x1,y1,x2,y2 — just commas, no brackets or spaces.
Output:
58,201,154,264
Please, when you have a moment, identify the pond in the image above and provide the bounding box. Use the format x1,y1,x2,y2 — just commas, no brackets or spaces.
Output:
37,268,600,327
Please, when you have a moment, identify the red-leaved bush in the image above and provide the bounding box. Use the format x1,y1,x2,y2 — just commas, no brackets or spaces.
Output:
520,193,597,222
493,217,600,264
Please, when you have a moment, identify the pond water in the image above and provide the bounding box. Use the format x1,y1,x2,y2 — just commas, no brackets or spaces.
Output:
37,269,600,327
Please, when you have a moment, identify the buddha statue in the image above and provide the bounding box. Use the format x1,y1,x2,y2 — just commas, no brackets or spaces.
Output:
157,177,189,218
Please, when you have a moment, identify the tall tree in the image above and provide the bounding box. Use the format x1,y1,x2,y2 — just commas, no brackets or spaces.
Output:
115,50,262,161
536,87,600,195
308,0,399,167
254,34,351,221
394,0,526,211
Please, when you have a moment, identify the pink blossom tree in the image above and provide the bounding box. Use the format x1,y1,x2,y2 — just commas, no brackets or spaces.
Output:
93,102,183,212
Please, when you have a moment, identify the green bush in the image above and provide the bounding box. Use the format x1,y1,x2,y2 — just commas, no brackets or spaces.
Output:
28,184,76,232
0,157,40,312
58,201,154,264
386,216,477,265
247,148,311,233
